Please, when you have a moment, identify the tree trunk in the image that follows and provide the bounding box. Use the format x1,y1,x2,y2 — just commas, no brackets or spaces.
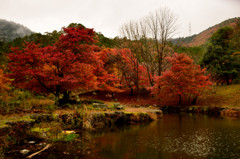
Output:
130,87,133,96
55,85,61,105
63,91,70,102
178,94,182,105
187,94,192,105
55,95,59,106
191,96,198,105
60,91,71,105
111,92,115,100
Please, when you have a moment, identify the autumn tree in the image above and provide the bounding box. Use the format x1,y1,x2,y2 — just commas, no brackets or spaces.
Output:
8,26,119,105
114,49,148,95
151,53,212,105
99,48,148,96
0,68,10,93
120,21,157,86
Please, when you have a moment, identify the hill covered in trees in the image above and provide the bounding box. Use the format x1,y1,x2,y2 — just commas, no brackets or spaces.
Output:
172,17,240,47
0,19,32,41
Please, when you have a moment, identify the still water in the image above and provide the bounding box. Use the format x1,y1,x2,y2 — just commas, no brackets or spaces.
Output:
10,113,240,159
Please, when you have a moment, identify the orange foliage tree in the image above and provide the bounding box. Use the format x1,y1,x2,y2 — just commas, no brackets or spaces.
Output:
151,53,212,105
115,49,148,95
0,68,10,93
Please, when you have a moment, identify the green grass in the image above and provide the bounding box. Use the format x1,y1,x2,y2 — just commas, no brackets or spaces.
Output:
0,115,35,128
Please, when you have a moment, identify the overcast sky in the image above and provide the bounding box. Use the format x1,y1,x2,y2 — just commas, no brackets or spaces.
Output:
0,0,240,38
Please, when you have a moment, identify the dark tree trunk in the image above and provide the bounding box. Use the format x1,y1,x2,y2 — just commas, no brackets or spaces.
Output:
130,87,133,96
55,85,61,105
111,92,115,100
191,96,198,105
63,91,70,102
187,94,192,105
179,94,182,105
59,91,71,105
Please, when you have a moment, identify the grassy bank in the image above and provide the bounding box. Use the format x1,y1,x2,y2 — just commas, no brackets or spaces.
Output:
197,84,240,108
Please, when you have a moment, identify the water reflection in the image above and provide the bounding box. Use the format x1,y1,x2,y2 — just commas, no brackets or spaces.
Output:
89,114,240,159
8,113,240,159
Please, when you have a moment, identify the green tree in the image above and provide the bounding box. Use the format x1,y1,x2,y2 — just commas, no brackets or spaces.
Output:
0,41,8,65
96,32,116,48
231,21,240,51
175,46,205,64
202,26,240,85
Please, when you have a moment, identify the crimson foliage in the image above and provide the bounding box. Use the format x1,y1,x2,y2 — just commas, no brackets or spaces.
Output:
8,27,119,104
151,53,212,105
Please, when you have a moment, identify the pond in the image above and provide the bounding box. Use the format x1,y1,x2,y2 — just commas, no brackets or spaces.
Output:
6,113,240,159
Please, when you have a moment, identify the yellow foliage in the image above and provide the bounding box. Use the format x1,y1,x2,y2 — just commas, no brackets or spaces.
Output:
42,64,57,73
0,68,10,93
112,64,121,77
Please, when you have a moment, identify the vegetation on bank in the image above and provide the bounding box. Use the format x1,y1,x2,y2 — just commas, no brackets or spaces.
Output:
197,84,240,108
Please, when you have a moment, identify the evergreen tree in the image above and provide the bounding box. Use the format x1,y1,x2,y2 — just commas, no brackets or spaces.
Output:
202,26,240,85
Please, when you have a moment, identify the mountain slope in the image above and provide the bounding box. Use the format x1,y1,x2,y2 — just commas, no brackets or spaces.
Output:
0,19,32,41
179,17,240,47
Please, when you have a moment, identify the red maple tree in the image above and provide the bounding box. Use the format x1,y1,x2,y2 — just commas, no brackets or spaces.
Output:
8,27,120,104
151,53,212,105
115,49,148,95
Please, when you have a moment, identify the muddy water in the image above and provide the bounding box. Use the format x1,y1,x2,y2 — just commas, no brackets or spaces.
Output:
6,113,240,159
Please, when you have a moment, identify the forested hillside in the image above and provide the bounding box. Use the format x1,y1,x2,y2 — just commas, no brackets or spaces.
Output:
0,19,32,41
173,17,240,47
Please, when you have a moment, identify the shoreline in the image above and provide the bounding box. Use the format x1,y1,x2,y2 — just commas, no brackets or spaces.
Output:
1,104,240,158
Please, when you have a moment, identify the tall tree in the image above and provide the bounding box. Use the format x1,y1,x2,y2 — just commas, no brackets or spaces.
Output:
120,7,177,85
8,27,119,105
202,26,240,85
146,7,177,76
114,49,148,95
